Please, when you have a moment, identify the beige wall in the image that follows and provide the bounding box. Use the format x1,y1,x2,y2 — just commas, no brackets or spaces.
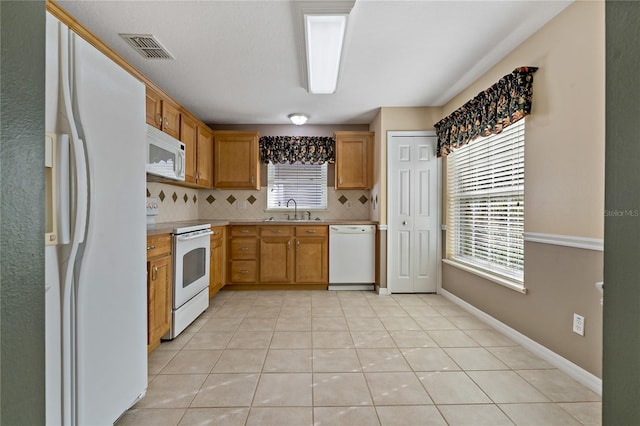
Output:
208,123,368,137
370,106,443,225
441,1,605,377
441,1,605,239
444,242,603,377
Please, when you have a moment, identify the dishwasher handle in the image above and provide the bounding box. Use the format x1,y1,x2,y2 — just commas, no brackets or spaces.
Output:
330,225,375,234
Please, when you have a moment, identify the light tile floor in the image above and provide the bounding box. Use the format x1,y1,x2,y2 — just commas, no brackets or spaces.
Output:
117,290,601,426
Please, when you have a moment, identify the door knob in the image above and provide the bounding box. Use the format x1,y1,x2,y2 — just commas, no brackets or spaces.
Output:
403,221,407,226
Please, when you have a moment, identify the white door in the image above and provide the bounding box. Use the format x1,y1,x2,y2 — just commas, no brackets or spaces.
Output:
387,132,439,293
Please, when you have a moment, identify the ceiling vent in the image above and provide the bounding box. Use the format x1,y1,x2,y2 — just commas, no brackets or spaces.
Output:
119,34,174,60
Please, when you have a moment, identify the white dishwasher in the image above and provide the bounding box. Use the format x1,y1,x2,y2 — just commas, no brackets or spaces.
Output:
329,225,376,290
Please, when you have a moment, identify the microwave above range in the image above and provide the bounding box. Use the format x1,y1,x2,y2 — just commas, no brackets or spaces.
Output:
146,124,186,181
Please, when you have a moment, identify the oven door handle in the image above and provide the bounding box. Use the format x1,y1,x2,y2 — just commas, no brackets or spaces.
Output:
176,230,214,241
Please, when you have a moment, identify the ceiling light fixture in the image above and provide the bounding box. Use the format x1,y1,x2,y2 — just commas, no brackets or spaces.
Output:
288,113,309,125
304,13,349,94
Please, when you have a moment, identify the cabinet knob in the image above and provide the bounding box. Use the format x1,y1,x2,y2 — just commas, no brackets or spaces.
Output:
152,265,158,281
147,245,156,250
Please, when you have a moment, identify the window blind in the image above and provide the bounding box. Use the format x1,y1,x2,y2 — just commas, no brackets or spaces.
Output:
267,162,328,210
447,119,525,282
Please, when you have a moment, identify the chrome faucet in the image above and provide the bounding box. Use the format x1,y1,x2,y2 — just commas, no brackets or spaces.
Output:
286,198,297,220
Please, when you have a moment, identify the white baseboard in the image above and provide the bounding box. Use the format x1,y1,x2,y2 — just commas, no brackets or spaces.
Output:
375,285,390,295
439,288,602,395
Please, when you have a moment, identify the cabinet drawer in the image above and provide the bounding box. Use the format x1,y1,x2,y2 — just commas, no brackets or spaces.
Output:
230,261,257,282
295,226,328,236
230,238,257,259
259,226,293,236
146,234,171,259
230,225,257,237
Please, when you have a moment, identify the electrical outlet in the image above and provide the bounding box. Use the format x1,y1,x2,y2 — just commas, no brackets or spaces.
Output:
572,313,585,336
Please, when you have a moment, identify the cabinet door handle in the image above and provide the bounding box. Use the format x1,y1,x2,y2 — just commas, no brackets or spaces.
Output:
239,247,249,252
306,230,316,234
287,240,291,249
152,265,158,281
164,117,169,129
339,176,343,185
239,269,249,274
272,229,281,233
296,240,300,250
212,231,219,236
147,245,156,250
156,114,162,126
240,229,249,233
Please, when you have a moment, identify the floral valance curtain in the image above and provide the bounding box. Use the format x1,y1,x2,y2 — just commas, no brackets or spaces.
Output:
434,66,538,157
260,136,335,164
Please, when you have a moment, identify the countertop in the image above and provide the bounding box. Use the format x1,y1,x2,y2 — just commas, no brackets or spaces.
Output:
147,219,378,236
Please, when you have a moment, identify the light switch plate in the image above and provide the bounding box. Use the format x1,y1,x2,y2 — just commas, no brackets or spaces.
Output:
572,313,585,336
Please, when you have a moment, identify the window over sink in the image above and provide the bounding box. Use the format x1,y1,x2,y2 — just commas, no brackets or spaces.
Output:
267,162,328,210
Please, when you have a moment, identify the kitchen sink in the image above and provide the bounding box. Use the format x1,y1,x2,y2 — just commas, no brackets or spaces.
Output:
262,217,325,223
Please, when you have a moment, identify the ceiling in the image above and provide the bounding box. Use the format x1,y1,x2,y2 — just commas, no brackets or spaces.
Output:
57,0,571,125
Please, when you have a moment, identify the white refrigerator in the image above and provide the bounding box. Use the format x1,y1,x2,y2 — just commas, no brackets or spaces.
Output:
45,12,147,425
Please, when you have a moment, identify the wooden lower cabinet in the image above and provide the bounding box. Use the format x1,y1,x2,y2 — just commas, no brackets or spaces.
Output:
209,226,226,297
147,234,172,352
294,226,328,283
227,226,258,285
227,225,328,287
260,226,294,283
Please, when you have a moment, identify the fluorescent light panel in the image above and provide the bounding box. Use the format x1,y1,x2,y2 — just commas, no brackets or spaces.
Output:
305,14,348,94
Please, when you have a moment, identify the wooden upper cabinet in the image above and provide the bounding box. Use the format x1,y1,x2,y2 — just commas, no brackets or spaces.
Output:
179,112,213,188
335,131,374,189
162,101,181,139
180,113,197,184
196,126,213,188
145,86,181,139
145,87,163,129
213,131,260,189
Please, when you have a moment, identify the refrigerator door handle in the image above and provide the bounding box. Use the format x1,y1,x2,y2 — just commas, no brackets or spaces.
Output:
45,132,58,245
58,134,71,245
60,24,91,426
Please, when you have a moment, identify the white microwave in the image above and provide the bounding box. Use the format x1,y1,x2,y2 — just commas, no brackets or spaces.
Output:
146,124,185,181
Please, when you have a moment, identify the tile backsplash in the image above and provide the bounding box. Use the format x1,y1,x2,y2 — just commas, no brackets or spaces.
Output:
146,182,199,223
146,182,371,223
